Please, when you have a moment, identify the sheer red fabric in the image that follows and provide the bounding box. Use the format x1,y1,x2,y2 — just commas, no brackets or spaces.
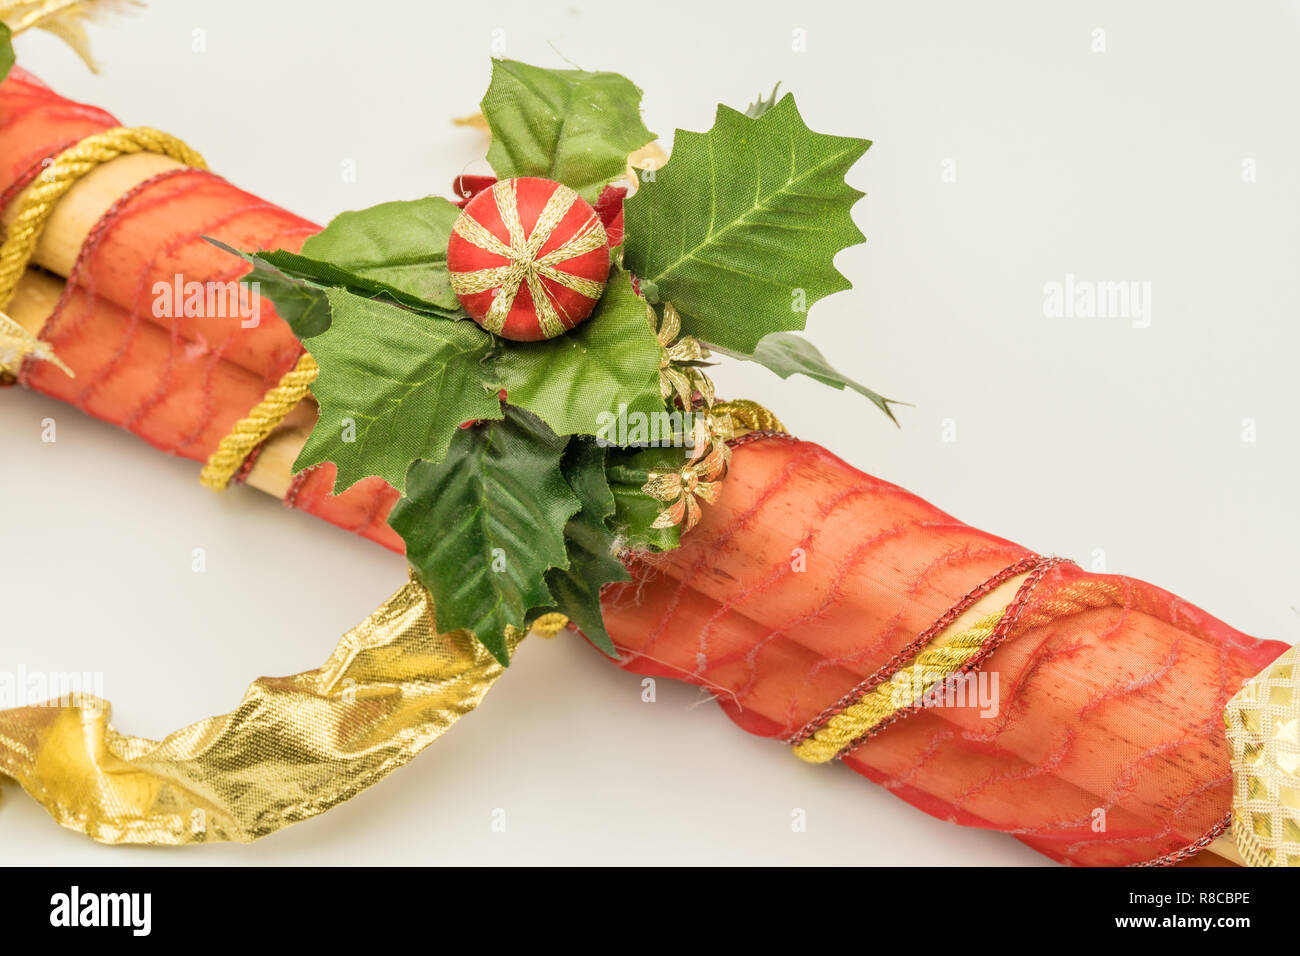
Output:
600,437,1287,865
2,68,401,551
3,69,1288,864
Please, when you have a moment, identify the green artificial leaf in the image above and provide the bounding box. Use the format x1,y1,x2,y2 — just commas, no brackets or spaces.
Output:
623,94,870,353
481,58,655,202
300,197,462,312
255,247,463,318
207,237,462,334
390,407,581,665
207,240,334,338
545,439,630,657
1,23,14,84
296,288,502,493
715,332,903,425
494,270,663,438
606,443,687,552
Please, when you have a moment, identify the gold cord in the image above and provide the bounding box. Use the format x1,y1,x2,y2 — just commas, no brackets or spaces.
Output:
199,352,319,490
0,126,207,309
793,610,1005,764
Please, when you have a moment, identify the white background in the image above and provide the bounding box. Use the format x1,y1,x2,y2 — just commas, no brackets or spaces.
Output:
4,0,1299,865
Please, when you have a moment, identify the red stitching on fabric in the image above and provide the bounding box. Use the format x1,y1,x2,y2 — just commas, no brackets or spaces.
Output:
633,442,811,658
826,540,1034,677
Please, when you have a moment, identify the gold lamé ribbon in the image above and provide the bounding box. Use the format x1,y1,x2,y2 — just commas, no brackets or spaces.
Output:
1225,643,1300,866
0,572,542,844
0,400,782,846
1,1,122,73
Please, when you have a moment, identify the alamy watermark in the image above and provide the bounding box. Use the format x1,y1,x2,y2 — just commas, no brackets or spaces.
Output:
1042,273,1151,328
888,667,1000,718
153,274,261,328
50,886,151,936
0,666,104,714
595,404,708,451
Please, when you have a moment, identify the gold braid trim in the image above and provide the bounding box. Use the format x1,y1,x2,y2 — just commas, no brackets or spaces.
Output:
0,127,207,309
199,352,319,490
793,609,1005,764
713,398,787,437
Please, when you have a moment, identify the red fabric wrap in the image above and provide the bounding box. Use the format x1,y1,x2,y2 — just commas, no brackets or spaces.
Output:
2,68,401,551
3,69,1287,864
601,438,1286,864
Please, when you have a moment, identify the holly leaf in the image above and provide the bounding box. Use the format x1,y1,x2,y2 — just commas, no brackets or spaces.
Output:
606,443,687,552
623,94,869,353
300,197,463,312
254,247,463,318
545,439,630,657
493,270,663,437
208,236,464,329
1,24,14,84
390,407,581,665
715,332,903,425
296,288,502,493
207,241,334,338
481,58,655,202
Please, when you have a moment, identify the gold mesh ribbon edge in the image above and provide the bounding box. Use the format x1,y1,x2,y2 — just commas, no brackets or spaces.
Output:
0,572,519,845
793,610,1005,764
1225,642,1300,866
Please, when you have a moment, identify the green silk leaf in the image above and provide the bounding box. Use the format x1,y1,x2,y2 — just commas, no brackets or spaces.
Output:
622,94,870,353
545,439,630,657
208,236,469,344
295,288,502,493
715,332,902,425
390,407,581,665
213,242,333,339
481,58,655,202
300,197,463,312
254,247,463,318
494,270,663,438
